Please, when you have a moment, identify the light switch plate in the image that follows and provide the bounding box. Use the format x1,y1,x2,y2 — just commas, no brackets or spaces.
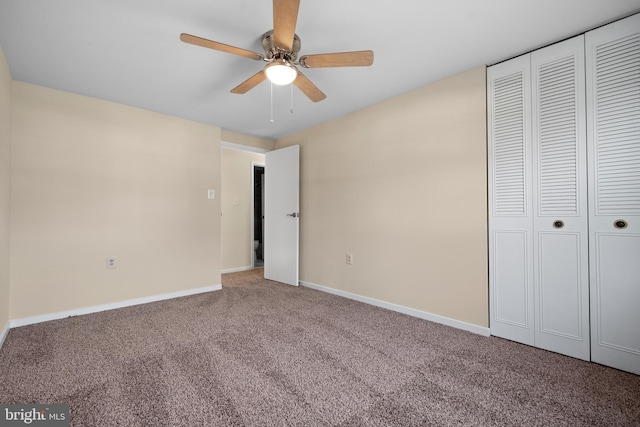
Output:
106,257,116,269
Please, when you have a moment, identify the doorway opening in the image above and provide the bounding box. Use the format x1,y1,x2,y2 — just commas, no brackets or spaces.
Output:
252,164,265,268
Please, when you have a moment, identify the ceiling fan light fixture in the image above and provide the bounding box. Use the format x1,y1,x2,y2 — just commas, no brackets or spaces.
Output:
265,61,297,85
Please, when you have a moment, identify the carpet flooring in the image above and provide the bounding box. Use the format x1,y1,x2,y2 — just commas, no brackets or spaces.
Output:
0,268,639,426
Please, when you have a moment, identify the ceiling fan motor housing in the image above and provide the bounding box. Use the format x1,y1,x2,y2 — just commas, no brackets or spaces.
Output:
262,30,301,62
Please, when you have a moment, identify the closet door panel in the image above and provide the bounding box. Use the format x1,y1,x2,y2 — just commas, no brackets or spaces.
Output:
493,231,530,328
587,13,640,375
488,55,534,345
594,235,640,353
537,232,583,338
531,36,590,360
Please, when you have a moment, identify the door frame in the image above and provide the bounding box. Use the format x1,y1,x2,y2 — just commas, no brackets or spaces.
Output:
220,141,269,272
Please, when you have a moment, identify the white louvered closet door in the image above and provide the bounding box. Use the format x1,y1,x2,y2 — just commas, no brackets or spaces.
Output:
531,36,590,360
586,13,640,375
488,55,535,346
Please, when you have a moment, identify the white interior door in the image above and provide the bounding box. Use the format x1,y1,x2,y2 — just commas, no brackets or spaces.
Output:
531,35,590,361
264,145,299,286
586,14,640,375
488,54,535,346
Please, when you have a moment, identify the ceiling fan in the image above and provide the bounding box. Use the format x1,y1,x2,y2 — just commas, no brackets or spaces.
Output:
180,0,374,103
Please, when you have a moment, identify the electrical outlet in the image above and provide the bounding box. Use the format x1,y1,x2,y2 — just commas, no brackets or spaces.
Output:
106,257,116,269
346,253,353,265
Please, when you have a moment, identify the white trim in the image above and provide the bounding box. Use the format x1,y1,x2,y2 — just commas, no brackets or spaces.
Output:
9,284,222,328
300,281,490,337
0,321,9,350
222,266,254,274
222,141,270,154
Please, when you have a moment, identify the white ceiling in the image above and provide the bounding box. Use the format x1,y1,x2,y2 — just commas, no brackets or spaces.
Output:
1,1,639,140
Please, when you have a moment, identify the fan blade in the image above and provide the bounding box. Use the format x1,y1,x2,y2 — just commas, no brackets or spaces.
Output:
231,70,267,94
273,0,299,51
299,50,374,68
293,69,326,103
180,33,264,61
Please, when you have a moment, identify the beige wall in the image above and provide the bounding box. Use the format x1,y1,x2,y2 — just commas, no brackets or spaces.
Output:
2,54,487,328
0,48,11,330
10,82,222,319
222,130,274,151
221,148,265,271
276,66,489,327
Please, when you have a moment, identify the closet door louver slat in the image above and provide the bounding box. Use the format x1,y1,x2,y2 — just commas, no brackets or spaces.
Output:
537,56,579,215
594,34,640,214
493,73,527,216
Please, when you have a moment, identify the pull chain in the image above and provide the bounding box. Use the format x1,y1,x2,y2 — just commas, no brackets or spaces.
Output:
290,84,294,114
270,81,274,123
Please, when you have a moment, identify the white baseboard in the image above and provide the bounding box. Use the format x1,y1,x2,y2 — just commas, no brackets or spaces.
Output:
299,281,490,337
9,284,222,329
222,266,254,274
0,321,9,350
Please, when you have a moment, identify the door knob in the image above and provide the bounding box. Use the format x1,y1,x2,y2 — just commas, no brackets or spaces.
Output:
553,220,564,229
614,219,628,229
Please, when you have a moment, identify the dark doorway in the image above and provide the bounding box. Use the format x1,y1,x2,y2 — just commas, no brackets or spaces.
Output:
253,165,265,267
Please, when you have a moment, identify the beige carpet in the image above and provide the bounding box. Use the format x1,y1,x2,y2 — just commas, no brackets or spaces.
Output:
1,268,639,426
